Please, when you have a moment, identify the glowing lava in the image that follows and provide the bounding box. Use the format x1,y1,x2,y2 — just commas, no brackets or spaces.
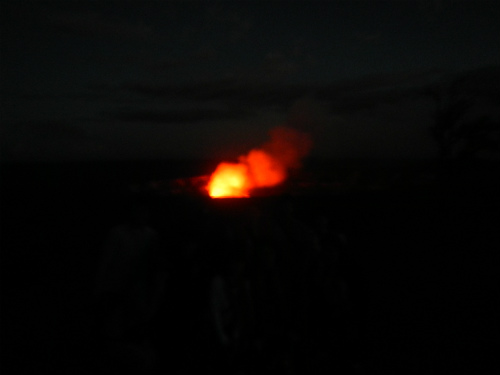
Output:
207,127,312,198
207,162,251,198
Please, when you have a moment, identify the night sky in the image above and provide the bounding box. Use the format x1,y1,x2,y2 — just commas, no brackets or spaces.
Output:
1,0,499,161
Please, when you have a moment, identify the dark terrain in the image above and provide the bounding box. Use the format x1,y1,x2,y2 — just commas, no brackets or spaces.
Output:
1,159,498,374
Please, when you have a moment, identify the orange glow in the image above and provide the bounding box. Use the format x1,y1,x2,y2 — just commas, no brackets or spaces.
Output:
207,127,312,198
244,149,285,187
207,162,251,198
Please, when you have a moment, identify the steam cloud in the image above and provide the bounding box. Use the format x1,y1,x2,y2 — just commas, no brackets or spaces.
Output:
207,126,312,197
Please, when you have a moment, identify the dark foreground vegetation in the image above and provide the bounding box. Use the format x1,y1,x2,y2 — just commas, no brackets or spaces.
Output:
1,159,498,374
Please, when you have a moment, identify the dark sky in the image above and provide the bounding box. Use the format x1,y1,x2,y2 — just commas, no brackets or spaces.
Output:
1,0,500,161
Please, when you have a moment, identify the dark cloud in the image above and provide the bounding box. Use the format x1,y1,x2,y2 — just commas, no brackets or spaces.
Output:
311,69,445,114
356,32,381,43
3,120,90,140
147,45,218,73
15,92,106,102
262,52,300,79
105,108,252,124
319,69,445,95
226,49,313,84
148,58,187,71
0,120,102,161
120,68,443,105
205,6,252,42
292,38,306,58
317,88,423,115
40,10,153,40
119,81,308,109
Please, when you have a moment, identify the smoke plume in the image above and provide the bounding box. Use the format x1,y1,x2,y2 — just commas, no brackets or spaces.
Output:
207,126,312,197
